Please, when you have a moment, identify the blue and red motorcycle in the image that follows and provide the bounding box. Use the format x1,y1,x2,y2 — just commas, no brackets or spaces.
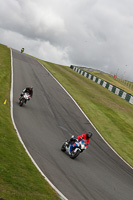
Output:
61,136,87,159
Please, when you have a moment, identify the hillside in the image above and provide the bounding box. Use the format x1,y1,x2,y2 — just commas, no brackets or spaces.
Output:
38,59,133,167
0,44,60,200
0,44,133,200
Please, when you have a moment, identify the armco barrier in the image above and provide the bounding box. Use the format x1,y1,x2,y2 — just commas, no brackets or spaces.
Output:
70,65,133,105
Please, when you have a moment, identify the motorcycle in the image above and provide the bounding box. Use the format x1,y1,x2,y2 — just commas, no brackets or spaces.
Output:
19,93,31,106
21,48,24,53
61,137,87,159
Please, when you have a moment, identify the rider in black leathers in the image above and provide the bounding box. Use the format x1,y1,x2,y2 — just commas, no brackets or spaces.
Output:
20,87,33,103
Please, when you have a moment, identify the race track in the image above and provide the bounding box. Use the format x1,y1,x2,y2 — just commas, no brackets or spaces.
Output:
12,49,133,200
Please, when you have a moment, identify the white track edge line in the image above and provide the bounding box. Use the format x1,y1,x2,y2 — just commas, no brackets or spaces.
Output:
10,49,68,200
37,60,133,170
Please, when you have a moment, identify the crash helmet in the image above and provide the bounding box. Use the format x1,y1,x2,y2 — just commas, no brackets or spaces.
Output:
86,132,92,139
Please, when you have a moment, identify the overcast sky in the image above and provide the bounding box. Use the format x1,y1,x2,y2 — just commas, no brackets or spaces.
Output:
0,0,133,81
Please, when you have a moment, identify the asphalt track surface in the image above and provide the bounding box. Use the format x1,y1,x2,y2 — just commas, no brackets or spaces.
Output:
12,49,133,200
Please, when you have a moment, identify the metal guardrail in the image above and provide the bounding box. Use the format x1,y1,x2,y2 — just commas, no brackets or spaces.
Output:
70,65,133,105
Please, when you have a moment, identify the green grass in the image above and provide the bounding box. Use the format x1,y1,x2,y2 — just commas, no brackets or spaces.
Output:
38,59,133,167
0,43,133,199
0,44,60,200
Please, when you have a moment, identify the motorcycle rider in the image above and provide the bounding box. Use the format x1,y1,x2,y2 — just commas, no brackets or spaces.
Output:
67,132,92,147
21,47,24,53
20,87,33,103
77,132,92,147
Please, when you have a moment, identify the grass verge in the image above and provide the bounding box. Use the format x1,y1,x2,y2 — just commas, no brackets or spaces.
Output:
0,44,60,200
38,59,133,167
85,70,133,95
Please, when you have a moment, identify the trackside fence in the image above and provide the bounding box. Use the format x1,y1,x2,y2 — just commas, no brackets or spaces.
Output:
70,65,133,105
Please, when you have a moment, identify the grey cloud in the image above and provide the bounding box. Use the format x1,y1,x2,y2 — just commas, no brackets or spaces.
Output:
0,0,133,81
0,0,66,43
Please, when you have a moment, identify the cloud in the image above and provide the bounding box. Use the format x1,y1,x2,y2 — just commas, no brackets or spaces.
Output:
0,28,70,65
0,0,133,81
0,0,66,42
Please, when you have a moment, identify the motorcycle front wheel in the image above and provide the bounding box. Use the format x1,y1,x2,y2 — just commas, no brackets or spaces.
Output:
61,143,66,152
19,100,23,106
70,149,80,159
